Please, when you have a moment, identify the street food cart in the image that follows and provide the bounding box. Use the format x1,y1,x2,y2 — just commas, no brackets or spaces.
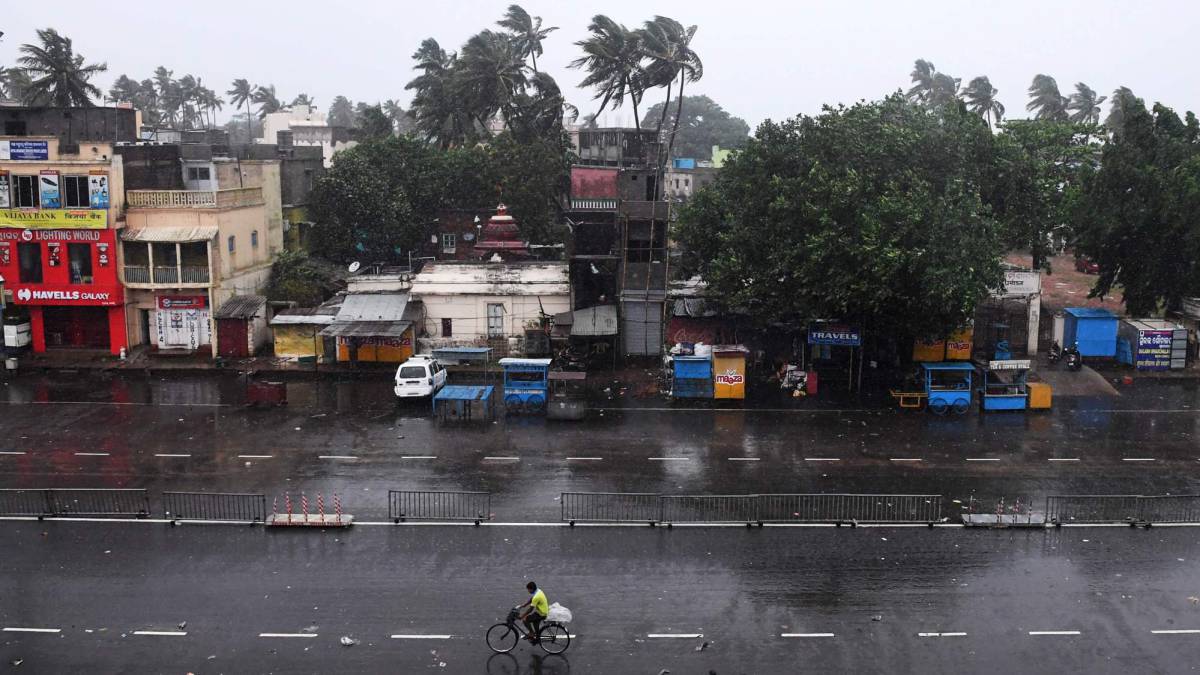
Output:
546,371,588,420
712,345,749,400
499,357,552,414
980,359,1030,411
923,362,974,414
671,355,714,399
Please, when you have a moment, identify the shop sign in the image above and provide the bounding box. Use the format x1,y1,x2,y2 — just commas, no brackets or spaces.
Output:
0,171,9,208
0,140,50,161
714,369,744,386
808,325,861,346
10,285,121,306
0,229,104,242
988,359,1031,371
157,295,207,310
88,171,110,209
999,271,1040,297
0,209,107,229
39,171,60,209
337,336,412,347
1136,330,1174,370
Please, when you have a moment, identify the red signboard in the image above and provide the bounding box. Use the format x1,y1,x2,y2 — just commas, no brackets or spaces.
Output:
10,284,122,306
157,295,207,310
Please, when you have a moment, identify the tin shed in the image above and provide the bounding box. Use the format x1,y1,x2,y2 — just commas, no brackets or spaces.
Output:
1063,308,1118,357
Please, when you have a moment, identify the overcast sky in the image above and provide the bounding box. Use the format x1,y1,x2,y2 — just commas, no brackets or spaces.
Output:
3,1,1196,128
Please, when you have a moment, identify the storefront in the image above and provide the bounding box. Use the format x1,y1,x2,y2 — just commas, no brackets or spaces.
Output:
155,294,210,351
0,228,126,354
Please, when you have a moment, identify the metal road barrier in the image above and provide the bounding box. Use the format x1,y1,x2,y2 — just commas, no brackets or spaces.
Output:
163,492,266,523
0,489,152,519
0,489,53,517
561,492,663,525
1047,494,1200,525
561,492,944,526
389,490,491,525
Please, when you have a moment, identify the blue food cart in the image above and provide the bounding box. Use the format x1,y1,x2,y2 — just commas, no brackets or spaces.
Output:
922,362,974,414
980,359,1030,411
499,357,552,414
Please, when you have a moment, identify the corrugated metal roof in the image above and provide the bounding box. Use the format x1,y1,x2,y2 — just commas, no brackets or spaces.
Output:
318,320,411,338
214,295,266,319
120,225,219,242
411,263,569,296
336,293,408,321
270,308,337,326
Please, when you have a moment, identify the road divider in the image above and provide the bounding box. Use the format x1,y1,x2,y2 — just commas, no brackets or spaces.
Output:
389,490,491,525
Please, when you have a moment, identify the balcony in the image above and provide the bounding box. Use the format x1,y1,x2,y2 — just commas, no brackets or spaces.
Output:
124,265,150,283
124,264,211,286
127,187,264,209
153,266,179,284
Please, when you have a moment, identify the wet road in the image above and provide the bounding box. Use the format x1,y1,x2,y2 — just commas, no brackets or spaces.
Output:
2,371,1200,519
2,521,1199,673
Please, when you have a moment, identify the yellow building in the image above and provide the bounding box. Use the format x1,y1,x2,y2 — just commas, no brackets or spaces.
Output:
318,292,418,364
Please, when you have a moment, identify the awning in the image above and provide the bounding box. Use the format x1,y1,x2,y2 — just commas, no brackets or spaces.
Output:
319,320,411,338
214,295,266,320
120,225,219,242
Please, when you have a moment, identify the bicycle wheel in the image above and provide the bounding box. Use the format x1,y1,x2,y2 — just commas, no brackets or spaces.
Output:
486,622,519,654
538,622,570,654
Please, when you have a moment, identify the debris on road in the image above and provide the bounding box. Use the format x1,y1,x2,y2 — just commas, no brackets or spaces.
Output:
871,615,883,622
695,640,710,651
339,636,358,647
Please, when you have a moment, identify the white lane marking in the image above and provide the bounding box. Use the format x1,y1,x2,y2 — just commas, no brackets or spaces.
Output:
3,627,61,633
154,454,190,458
1122,458,1156,462
239,454,273,459
133,630,187,636
0,451,26,455
401,455,437,459
889,458,922,462
74,452,109,457
390,634,453,639
566,457,602,461
781,632,835,638
259,633,318,638
647,633,702,638
1152,629,1200,634
918,632,968,637
728,457,760,462
965,458,1000,462
805,458,840,462
1048,458,1080,462
318,455,358,460
0,401,230,408
648,457,690,461
483,456,520,461
1029,630,1080,636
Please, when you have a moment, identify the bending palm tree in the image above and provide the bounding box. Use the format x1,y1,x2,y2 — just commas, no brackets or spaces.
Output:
17,28,107,106
1066,82,1106,125
227,79,255,140
961,76,1004,128
906,59,937,105
641,16,702,192
1026,74,1069,121
406,38,473,148
1104,86,1137,135
570,14,646,130
497,4,557,72
252,84,283,118
459,30,528,129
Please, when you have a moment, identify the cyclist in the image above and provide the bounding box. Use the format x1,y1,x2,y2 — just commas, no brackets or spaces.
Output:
518,581,549,642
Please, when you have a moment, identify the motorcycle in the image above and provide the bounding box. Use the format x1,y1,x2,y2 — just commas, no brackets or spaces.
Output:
1065,344,1083,372
1048,341,1063,365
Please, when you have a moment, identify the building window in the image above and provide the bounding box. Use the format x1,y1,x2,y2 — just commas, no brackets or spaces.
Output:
441,233,456,253
442,318,453,337
13,175,39,208
68,243,93,284
251,230,259,248
17,242,42,283
62,175,90,208
187,166,211,181
684,178,690,187
228,235,236,253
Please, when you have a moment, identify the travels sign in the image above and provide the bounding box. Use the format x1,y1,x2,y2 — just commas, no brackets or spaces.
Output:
807,325,862,346
0,209,107,229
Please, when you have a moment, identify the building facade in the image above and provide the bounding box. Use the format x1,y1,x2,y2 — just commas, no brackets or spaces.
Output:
259,106,357,168
0,136,128,354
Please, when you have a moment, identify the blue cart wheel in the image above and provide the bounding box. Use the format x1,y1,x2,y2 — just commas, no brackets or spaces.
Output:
527,394,545,411
952,399,970,415
929,399,949,415
505,394,522,410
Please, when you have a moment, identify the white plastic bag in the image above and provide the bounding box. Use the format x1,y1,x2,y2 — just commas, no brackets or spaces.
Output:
546,602,572,623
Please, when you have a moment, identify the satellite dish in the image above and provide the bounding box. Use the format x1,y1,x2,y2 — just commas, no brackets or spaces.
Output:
348,261,361,273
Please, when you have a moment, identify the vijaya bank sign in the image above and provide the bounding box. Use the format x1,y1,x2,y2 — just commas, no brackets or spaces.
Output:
10,284,122,306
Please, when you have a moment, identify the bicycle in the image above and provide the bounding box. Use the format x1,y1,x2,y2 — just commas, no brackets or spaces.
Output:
486,607,571,655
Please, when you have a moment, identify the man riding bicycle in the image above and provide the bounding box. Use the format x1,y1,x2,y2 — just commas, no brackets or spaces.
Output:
518,581,549,642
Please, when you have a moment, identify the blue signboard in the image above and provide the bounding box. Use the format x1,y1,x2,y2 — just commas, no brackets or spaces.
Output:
808,325,862,346
1136,330,1173,371
3,140,50,161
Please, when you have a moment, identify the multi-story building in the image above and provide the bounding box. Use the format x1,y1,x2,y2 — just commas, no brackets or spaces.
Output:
259,106,357,168
0,136,128,354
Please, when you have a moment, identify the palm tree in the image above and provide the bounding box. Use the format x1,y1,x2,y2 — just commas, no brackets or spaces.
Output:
200,87,223,128
570,15,646,130
16,28,107,106
227,78,255,140
291,93,314,109
382,99,414,135
906,59,938,105
1067,82,1106,125
961,75,1005,128
1026,74,1070,121
459,29,529,128
1104,86,1137,135
107,75,141,106
3,68,38,105
640,16,702,186
252,84,283,118
497,4,557,72
406,39,473,148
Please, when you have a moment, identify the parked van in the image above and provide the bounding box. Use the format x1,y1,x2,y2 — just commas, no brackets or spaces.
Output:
394,355,448,398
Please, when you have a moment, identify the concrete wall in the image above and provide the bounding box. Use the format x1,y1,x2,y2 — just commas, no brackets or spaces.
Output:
417,293,571,342
273,324,325,359
0,107,139,147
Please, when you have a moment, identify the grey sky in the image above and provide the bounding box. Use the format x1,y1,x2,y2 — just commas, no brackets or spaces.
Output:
3,1,1195,128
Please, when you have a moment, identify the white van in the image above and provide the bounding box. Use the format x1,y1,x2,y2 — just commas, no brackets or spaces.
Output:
394,355,448,398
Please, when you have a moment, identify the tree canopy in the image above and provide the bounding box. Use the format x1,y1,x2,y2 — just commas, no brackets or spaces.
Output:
639,95,749,159
675,95,1006,339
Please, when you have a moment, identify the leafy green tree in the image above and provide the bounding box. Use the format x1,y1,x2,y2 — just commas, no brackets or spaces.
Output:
264,250,338,307
961,76,1004,128
639,95,749,159
291,93,314,108
383,99,415,135
2,68,37,104
1067,83,1106,124
327,95,356,127
17,28,107,106
486,131,572,243
1075,99,1200,314
570,15,646,129
675,95,1006,339
358,104,395,139
227,78,255,140
1026,74,1070,121
497,4,557,72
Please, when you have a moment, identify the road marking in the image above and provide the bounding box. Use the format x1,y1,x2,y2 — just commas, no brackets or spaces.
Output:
1029,630,1080,636
3,627,61,633
566,457,602,461
918,632,968,637
1122,458,1156,462
318,455,358,460
259,633,318,638
649,457,690,461
238,455,273,459
647,633,702,638
889,458,922,462
781,632,835,638
805,458,840,462
965,458,1000,462
390,634,453,639
133,631,187,636
728,457,760,462
0,451,26,455
154,454,190,458
1152,629,1200,635
400,455,437,459
74,452,109,457
1048,458,1080,462
483,456,520,461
